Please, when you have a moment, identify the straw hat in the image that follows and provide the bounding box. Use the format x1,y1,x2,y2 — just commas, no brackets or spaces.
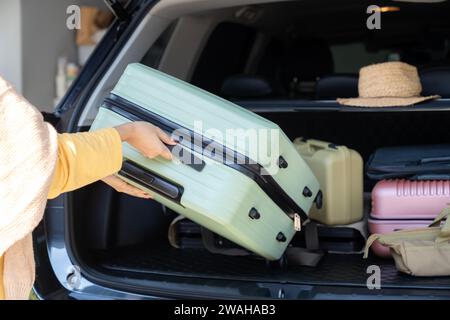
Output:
337,62,440,107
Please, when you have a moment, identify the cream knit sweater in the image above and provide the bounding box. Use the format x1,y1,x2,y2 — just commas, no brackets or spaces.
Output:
0,77,58,299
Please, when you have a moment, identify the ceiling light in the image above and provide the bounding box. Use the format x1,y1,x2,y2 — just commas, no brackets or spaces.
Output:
377,6,401,12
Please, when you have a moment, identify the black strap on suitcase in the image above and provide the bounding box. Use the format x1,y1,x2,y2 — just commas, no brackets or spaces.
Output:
168,216,324,267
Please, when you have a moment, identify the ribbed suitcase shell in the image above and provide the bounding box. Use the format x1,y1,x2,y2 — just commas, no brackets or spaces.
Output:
371,179,450,219
293,138,363,225
90,64,320,260
369,179,447,257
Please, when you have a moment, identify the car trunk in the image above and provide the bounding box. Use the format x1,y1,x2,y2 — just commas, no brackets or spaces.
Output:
70,106,450,296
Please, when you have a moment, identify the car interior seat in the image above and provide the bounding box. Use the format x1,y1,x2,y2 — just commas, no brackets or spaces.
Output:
220,38,284,100
315,74,359,100
220,74,273,99
420,66,450,98
220,37,335,100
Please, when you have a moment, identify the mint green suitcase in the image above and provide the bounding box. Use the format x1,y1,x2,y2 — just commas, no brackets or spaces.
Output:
90,63,321,260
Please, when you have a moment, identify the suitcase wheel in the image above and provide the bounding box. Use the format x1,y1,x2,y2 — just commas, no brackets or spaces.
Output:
265,255,287,269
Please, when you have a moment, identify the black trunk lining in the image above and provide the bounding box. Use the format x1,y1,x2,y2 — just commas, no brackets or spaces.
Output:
94,245,450,290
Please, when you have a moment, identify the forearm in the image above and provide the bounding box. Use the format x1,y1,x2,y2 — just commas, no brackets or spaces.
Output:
48,128,123,199
47,121,175,199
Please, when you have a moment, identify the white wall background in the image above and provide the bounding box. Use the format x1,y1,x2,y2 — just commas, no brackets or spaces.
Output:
0,0,23,92
0,0,107,112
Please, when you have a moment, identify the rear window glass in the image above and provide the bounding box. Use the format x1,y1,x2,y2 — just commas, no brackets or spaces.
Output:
331,43,392,74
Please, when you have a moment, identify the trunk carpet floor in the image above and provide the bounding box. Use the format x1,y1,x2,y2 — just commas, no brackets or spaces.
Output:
97,246,450,290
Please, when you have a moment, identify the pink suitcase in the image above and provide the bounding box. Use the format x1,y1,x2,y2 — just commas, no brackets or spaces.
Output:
369,179,450,257
368,219,431,257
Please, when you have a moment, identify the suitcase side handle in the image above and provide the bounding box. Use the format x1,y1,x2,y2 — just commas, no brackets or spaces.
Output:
297,137,338,154
119,160,184,202
307,139,339,151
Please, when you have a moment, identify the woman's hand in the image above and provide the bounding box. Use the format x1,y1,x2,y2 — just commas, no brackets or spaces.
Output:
106,122,176,199
114,121,176,159
102,175,153,199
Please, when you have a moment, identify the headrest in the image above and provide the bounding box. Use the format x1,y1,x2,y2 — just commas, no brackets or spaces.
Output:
316,74,359,100
220,75,273,99
420,67,450,98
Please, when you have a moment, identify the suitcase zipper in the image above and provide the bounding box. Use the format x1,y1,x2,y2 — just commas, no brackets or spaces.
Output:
293,213,302,231
103,94,309,222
